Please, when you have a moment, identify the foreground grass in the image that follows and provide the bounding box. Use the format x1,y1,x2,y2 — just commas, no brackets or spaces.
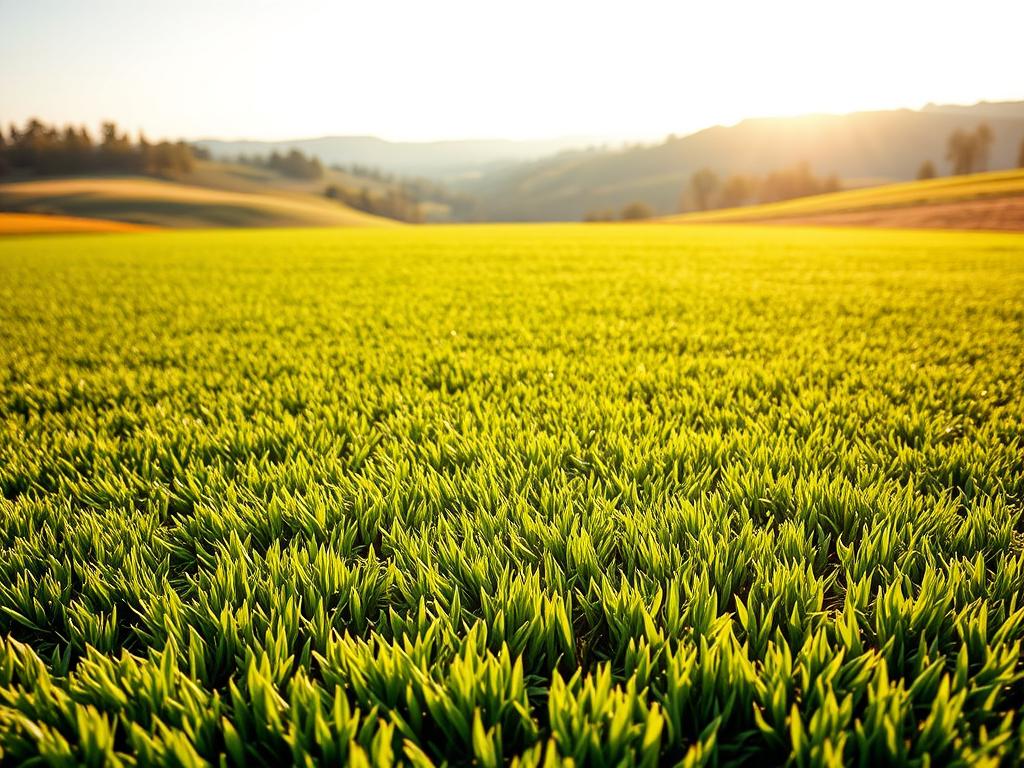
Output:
0,224,1022,766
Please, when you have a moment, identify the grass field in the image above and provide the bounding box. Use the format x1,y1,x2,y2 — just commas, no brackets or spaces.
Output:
0,176,395,229
0,224,1023,765
669,169,1024,231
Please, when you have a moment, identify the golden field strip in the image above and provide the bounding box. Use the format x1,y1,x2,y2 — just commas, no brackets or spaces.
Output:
0,212,158,235
671,169,1024,231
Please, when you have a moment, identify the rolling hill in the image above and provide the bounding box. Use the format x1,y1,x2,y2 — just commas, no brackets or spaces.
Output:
456,102,1024,221
7,102,1023,228
665,168,1024,232
179,160,467,223
0,176,396,229
181,159,395,199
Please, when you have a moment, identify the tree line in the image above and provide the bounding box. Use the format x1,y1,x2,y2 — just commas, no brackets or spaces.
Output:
231,150,476,222
322,164,476,223
583,163,842,221
583,202,655,222
684,162,842,212
917,122,1024,179
334,165,478,221
324,184,425,223
235,149,324,180
0,119,205,177
332,164,396,183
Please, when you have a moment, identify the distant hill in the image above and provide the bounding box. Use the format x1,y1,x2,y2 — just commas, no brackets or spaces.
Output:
457,102,1024,221
0,176,396,229
10,102,1022,226
664,168,1024,232
194,135,601,178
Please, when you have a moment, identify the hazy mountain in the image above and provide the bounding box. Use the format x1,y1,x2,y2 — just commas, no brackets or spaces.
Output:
458,102,1024,221
195,102,1024,222
195,135,603,178
921,101,1024,119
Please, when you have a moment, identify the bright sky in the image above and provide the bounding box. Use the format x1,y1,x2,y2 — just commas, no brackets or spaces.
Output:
2,0,1022,142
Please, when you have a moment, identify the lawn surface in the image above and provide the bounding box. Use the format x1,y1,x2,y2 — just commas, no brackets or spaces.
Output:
1,225,1022,765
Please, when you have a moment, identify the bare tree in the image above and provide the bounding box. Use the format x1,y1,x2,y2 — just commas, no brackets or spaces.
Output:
917,160,936,180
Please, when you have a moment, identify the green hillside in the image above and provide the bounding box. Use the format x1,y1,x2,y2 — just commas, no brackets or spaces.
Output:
1,224,1023,765
0,176,396,229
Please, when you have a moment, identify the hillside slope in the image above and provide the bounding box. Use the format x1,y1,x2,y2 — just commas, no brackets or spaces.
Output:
0,176,396,229
666,168,1024,231
180,160,395,199
461,103,1024,221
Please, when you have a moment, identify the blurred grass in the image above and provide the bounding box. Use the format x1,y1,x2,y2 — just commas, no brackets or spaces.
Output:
0,224,1022,765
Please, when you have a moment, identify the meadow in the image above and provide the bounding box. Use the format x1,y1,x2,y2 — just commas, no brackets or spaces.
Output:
0,224,1022,766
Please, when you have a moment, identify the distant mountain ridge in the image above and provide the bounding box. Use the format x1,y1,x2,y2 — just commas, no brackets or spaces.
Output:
195,101,1024,221
922,101,1024,118
457,102,1024,220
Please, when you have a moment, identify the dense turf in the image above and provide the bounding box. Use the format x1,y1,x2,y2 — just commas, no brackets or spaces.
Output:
1,225,1022,766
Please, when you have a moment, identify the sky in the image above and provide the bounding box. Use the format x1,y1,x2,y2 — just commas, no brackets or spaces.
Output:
2,0,1023,143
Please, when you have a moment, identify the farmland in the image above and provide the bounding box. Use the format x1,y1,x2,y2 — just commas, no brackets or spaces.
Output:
0,224,1023,765
669,169,1024,232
